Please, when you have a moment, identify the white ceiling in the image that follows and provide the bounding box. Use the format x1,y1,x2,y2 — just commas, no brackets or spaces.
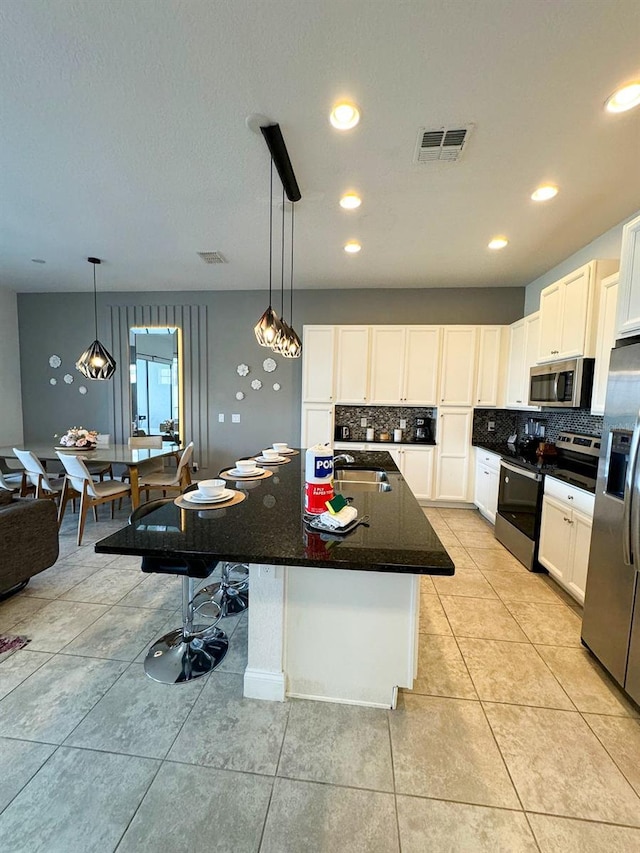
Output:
1,0,639,294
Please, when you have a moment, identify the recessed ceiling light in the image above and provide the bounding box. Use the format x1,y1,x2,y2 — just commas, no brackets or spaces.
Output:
31,258,46,264
339,193,362,210
605,82,640,113
488,237,508,250
330,102,360,130
531,185,558,202
344,241,362,254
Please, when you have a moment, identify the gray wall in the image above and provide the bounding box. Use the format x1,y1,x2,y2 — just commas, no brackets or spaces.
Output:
0,288,24,444
18,286,524,474
523,209,639,315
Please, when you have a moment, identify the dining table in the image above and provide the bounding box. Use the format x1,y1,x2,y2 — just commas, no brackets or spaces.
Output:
0,443,182,509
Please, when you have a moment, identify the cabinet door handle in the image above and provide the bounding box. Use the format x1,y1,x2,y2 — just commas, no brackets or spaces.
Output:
567,495,573,500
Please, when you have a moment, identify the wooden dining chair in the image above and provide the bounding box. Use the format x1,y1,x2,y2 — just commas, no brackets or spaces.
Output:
0,470,24,493
13,448,66,502
138,442,194,501
56,452,131,545
84,433,114,481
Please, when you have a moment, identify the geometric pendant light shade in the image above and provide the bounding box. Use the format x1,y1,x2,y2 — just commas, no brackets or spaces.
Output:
254,161,283,347
75,257,117,380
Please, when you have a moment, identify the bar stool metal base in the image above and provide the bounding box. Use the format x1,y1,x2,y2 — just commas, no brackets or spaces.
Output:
144,626,228,684
194,581,249,617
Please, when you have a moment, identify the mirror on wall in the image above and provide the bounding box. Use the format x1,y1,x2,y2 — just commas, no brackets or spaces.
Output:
129,327,181,441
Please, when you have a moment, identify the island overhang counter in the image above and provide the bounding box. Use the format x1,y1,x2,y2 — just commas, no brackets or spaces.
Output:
95,450,454,708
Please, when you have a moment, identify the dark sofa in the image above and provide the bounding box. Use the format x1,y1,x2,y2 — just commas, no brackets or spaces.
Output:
0,494,59,598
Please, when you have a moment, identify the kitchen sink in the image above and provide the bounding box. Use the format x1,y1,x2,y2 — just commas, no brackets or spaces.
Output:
334,480,392,494
333,468,388,483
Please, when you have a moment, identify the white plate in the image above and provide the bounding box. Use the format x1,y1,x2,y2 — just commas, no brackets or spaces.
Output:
254,455,285,463
183,489,234,504
275,447,294,454
227,467,262,477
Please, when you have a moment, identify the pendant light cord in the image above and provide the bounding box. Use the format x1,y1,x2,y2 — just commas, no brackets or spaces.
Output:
290,202,295,323
281,185,286,317
93,263,98,340
268,160,273,308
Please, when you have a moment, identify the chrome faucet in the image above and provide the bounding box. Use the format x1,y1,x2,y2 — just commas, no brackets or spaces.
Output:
333,453,355,464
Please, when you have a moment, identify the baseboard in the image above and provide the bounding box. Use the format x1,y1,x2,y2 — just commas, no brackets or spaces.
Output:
286,690,393,709
243,667,286,702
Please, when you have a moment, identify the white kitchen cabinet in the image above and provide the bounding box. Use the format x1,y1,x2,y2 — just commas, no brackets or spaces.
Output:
369,326,405,403
335,326,370,403
591,272,619,415
474,448,501,524
505,312,541,410
475,326,506,407
301,404,334,448
368,326,441,404
539,477,595,604
438,327,478,406
537,260,618,363
403,327,441,404
434,408,473,502
616,213,640,339
398,446,434,501
302,326,335,402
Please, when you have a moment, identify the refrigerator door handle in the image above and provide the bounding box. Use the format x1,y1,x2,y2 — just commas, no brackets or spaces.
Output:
623,411,640,566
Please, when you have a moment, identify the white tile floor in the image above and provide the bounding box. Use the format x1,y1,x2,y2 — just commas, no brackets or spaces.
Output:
0,504,639,851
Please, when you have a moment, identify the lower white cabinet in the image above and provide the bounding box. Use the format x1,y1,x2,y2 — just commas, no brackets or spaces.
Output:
538,477,595,604
474,449,501,524
434,408,473,502
301,404,334,448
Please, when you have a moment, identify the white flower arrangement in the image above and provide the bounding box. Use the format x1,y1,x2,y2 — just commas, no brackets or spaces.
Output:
56,426,98,449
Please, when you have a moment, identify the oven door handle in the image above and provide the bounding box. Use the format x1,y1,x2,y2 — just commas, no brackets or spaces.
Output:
500,461,542,482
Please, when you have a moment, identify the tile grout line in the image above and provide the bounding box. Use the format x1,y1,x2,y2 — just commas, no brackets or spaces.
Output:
580,711,640,805
256,692,293,852
385,705,403,852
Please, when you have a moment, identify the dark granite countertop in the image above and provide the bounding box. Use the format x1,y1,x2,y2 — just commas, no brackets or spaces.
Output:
95,450,455,575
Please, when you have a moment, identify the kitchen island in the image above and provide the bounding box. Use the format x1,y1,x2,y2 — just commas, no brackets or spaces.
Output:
95,450,453,708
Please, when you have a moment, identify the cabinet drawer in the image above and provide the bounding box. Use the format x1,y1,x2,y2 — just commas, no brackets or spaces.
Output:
544,476,595,517
475,449,501,472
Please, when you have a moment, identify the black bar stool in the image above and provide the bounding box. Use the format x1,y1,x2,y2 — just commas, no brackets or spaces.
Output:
129,499,228,684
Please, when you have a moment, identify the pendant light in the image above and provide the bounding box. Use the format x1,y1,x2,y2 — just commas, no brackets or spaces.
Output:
254,161,283,347
76,257,117,380
272,185,292,354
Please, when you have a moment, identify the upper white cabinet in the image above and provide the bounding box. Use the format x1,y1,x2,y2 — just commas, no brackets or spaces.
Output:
369,326,441,404
616,213,640,339
591,272,619,415
537,260,618,363
335,326,370,403
302,326,335,402
475,326,506,407
505,312,540,410
438,327,478,406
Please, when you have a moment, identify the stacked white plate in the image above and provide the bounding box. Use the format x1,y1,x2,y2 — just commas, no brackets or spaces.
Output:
182,488,235,504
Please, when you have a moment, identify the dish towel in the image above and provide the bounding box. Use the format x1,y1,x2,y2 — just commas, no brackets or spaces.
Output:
318,506,358,529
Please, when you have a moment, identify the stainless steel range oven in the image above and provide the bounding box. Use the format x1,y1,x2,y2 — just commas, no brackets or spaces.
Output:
495,462,544,571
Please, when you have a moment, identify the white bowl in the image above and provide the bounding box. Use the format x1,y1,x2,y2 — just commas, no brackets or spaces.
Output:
235,459,257,473
272,442,289,453
262,449,279,460
197,478,226,498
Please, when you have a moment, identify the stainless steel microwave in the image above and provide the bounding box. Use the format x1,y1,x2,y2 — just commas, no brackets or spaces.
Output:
529,358,594,408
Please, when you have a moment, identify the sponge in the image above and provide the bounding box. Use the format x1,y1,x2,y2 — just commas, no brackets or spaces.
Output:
325,493,349,514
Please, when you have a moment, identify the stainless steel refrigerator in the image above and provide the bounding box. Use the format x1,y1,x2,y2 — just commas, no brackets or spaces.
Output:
582,338,640,703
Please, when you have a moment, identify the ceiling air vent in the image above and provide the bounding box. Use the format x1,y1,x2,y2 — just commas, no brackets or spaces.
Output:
414,124,474,163
197,251,227,264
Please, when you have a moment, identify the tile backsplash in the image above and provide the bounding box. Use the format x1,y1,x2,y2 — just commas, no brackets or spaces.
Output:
335,405,435,442
473,407,604,445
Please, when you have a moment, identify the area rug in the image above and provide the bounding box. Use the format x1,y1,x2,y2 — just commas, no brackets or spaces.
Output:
0,635,30,654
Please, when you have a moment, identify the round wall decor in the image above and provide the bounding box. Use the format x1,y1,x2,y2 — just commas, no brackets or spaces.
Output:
79,386,88,395
49,355,61,368
236,364,249,376
251,379,262,390
263,357,277,373
63,373,74,384
235,391,245,401
49,377,57,385
273,382,281,391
